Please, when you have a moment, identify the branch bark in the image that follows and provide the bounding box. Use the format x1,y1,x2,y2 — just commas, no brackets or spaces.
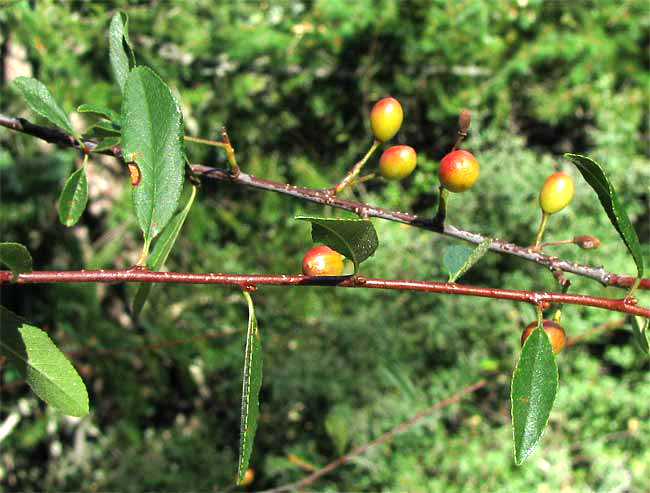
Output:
1,270,648,317
1,113,647,291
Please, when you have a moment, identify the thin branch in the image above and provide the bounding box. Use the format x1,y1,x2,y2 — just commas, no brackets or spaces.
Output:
2,113,648,290
258,379,487,493
1,270,648,317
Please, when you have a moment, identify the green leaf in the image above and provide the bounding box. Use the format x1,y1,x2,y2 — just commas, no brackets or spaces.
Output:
77,103,121,124
565,153,644,280
83,120,121,138
92,137,121,152
445,239,491,282
0,306,89,417
238,292,263,484
132,185,197,317
325,405,354,454
631,316,650,357
121,66,185,243
58,165,88,227
0,242,33,281
296,216,378,274
511,320,559,465
109,11,135,92
12,77,75,136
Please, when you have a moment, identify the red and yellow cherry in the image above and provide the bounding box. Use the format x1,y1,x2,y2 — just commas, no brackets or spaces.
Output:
539,172,574,214
379,145,417,181
370,97,403,142
302,246,344,276
521,320,567,355
439,150,480,193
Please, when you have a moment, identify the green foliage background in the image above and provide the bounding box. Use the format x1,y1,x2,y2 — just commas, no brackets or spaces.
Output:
1,1,648,491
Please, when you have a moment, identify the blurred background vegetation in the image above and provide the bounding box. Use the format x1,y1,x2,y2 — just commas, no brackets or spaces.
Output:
1,0,649,491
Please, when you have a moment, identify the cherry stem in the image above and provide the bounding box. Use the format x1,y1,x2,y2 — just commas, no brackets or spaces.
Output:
350,173,376,186
433,185,449,228
331,139,380,195
533,211,550,250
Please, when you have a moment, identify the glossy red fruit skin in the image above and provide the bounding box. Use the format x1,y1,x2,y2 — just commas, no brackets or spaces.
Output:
539,172,574,215
521,320,567,355
439,150,480,193
370,97,403,142
302,246,344,276
379,145,417,181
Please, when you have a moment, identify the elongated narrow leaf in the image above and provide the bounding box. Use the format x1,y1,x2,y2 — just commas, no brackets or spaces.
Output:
296,216,378,274
12,77,75,135
0,306,89,417
133,185,197,317
443,238,491,283
0,242,33,281
511,321,558,465
238,292,263,484
565,154,644,279
58,165,88,227
109,11,135,92
631,316,650,357
77,103,121,124
121,66,185,243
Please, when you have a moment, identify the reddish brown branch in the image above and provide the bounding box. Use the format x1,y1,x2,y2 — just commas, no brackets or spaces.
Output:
1,270,648,317
259,379,487,493
1,113,648,290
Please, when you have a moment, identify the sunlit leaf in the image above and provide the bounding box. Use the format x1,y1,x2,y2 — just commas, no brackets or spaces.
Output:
121,66,185,244
13,77,75,135
511,320,558,465
109,11,135,92
238,292,263,484
0,306,89,417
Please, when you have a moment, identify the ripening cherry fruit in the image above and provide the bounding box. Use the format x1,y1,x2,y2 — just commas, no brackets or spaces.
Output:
302,246,344,276
521,320,567,355
370,97,403,142
539,172,574,215
379,145,417,181
439,150,480,193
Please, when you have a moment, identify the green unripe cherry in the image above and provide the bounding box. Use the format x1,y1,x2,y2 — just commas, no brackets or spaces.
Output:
379,145,417,181
302,246,344,276
539,172,574,214
370,97,403,142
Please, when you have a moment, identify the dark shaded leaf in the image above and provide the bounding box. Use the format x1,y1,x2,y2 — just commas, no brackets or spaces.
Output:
133,185,197,317
565,153,644,280
58,165,88,227
631,316,650,357
77,103,121,124
511,320,558,465
296,216,378,274
0,242,33,281
238,292,263,484
0,306,89,417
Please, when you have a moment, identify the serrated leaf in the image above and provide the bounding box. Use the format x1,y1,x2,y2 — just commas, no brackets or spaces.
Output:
58,165,88,227
0,306,89,417
511,321,558,465
0,242,33,281
12,77,75,135
238,292,263,484
121,66,185,243
92,137,121,152
77,103,121,125
109,11,135,92
565,154,644,280
133,185,197,317
296,216,378,274
445,239,491,283
631,316,650,357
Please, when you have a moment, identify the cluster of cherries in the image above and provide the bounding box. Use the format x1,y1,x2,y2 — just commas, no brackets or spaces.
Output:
301,97,574,354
